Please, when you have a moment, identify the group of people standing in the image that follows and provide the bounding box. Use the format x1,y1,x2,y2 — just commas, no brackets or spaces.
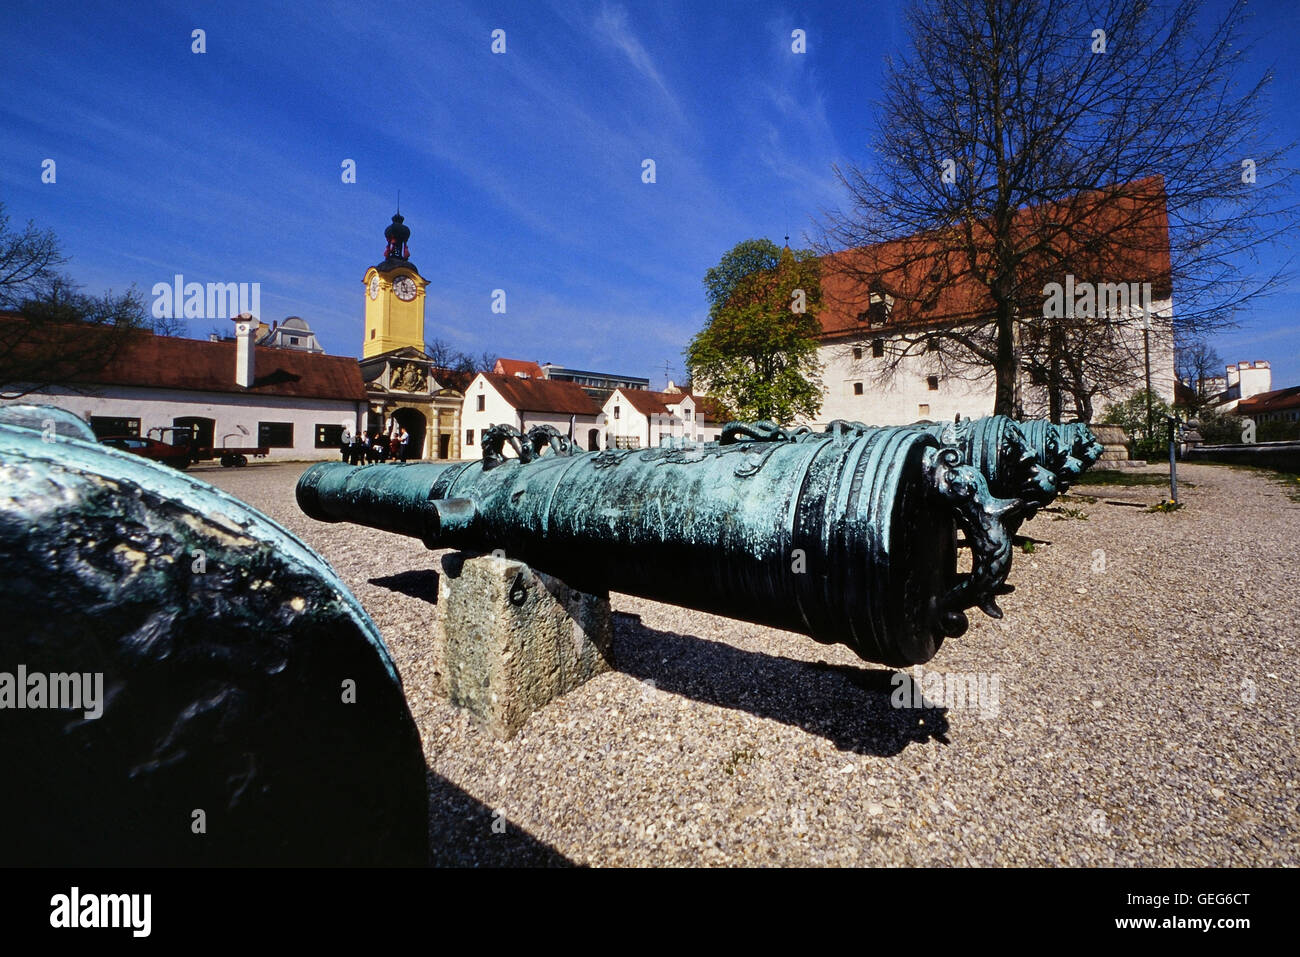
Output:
340,427,412,464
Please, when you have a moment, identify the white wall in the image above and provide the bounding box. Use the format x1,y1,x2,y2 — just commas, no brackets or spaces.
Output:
4,385,363,461
1234,363,1272,401
462,374,604,457
461,374,520,456
808,297,1176,426
602,390,650,448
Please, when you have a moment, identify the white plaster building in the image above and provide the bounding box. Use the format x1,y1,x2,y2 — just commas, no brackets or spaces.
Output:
807,177,1177,427
1,313,367,462
461,372,605,455
1211,361,1272,413
601,385,724,449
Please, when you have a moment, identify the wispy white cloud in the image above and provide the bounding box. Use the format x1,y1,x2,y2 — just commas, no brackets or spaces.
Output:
590,3,681,116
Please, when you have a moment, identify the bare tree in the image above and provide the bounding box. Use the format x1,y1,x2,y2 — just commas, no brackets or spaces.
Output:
423,336,462,369
149,312,187,337
1175,337,1225,415
0,204,149,397
0,206,64,310
819,0,1296,420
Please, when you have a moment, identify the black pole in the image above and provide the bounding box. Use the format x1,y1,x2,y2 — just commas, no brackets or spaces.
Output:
1167,415,1178,504
1143,325,1153,445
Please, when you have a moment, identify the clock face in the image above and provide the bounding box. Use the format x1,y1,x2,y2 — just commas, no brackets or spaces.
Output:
393,277,418,301
369,275,380,300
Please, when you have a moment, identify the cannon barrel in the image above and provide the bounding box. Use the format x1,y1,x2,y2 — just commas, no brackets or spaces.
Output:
921,416,1057,513
0,423,427,865
1018,420,1084,493
0,402,98,441
298,427,1017,667
1060,422,1105,473
822,416,1056,518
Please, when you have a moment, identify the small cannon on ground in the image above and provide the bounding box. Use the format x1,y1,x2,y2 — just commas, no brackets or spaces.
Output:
298,421,1018,668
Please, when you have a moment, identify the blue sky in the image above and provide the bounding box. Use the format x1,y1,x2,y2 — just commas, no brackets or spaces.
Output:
1,0,1297,389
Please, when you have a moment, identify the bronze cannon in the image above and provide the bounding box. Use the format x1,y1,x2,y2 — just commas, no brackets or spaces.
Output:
298,422,1018,668
0,420,427,865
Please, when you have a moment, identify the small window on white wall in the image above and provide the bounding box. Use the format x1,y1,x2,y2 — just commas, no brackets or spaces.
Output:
918,404,930,418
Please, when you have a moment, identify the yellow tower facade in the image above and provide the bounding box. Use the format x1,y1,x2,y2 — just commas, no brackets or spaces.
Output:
363,213,428,358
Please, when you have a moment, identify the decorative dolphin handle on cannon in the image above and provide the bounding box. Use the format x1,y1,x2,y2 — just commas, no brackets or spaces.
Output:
297,423,1018,667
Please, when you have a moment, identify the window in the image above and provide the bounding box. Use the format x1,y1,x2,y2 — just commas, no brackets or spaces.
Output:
685,408,692,419
927,376,939,391
872,338,884,358
918,404,930,418
927,339,939,352
476,395,485,412
466,429,475,446
867,290,892,326
289,336,300,345
315,424,345,448
853,382,864,396
614,406,620,420
852,346,862,360
370,329,376,339
90,416,140,438
258,422,294,448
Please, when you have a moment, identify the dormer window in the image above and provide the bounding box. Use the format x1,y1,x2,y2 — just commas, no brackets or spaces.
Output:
867,290,893,326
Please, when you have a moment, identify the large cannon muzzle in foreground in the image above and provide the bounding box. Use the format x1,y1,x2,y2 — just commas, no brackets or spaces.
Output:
0,421,427,866
298,426,1017,667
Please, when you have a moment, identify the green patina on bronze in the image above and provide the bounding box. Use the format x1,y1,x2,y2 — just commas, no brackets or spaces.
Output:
0,423,426,865
298,421,1018,667
825,416,1058,520
0,403,98,442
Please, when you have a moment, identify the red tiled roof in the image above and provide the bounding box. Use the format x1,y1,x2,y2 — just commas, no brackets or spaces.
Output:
614,388,726,424
483,373,601,415
687,394,726,424
1,316,366,401
494,358,544,378
1237,386,1300,415
617,389,675,417
430,367,473,393
818,177,1173,342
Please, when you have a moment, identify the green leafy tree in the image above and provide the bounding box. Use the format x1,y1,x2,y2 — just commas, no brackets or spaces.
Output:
1102,388,1174,457
1196,406,1245,444
686,239,823,424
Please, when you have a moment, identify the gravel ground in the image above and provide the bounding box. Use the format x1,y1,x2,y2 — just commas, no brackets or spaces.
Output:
204,459,1299,867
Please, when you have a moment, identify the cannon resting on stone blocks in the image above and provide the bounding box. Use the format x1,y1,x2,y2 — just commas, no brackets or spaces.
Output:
0,413,427,866
298,420,1022,669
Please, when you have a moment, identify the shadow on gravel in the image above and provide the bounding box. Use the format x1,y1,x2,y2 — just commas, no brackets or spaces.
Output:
371,570,440,604
427,770,574,867
612,613,950,756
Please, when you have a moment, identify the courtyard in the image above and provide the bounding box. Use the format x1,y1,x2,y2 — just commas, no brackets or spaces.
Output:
205,460,1300,867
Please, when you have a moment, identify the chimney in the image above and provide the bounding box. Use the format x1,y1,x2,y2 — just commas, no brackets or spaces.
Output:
232,313,256,388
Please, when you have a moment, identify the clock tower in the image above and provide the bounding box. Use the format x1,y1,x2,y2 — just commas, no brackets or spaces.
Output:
363,212,428,358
